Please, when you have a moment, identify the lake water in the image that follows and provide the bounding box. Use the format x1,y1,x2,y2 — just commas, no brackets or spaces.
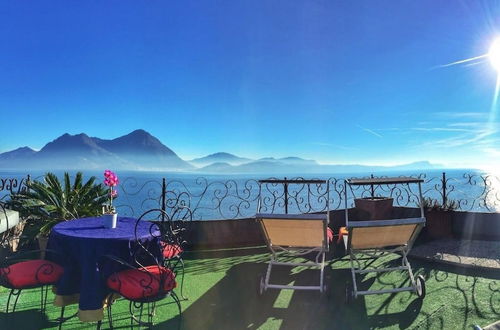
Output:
1,169,499,219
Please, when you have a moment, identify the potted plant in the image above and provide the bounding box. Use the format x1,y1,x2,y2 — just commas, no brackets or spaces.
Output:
8,172,108,253
354,196,394,220
422,197,458,240
102,170,119,228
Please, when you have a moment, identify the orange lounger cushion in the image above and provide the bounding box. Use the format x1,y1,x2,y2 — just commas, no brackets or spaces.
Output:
338,227,349,243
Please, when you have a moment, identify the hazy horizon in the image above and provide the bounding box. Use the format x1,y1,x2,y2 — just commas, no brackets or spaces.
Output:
1,1,499,170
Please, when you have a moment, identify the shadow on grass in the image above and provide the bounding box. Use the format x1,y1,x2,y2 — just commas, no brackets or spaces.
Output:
0,309,56,329
182,247,268,276
154,259,424,330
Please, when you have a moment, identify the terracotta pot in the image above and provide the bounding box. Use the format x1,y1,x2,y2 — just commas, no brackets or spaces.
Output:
354,197,394,220
424,210,453,239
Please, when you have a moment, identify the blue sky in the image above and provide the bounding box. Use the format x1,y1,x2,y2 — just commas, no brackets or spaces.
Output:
1,1,499,169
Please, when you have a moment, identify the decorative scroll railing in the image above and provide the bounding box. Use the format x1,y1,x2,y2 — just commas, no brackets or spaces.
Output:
0,176,30,202
1,172,500,219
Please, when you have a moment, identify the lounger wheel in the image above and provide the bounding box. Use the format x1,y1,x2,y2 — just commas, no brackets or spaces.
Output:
415,275,426,299
345,284,354,303
258,276,265,295
321,283,330,299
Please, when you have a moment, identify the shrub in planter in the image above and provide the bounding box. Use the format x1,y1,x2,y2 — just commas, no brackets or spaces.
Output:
422,198,458,240
7,172,108,253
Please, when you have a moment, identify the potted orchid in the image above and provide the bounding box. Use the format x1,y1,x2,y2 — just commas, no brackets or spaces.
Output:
102,170,119,228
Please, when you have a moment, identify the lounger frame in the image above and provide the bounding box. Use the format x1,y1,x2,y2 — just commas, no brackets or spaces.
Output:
256,213,329,293
343,178,426,300
255,179,331,294
345,218,425,298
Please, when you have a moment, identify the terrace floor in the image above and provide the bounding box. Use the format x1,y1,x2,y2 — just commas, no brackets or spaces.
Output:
0,246,499,329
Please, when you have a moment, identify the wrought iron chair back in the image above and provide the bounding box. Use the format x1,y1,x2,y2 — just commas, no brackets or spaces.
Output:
143,206,193,299
102,208,190,329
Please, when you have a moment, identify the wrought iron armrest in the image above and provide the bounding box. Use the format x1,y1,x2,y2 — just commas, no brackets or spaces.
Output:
98,254,162,274
98,254,140,272
1,248,68,267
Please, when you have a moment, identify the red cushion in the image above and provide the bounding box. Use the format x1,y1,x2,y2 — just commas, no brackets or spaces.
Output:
327,228,333,243
107,265,176,300
160,242,183,259
0,260,63,289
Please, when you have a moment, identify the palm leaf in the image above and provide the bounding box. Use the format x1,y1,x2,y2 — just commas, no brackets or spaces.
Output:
9,171,112,235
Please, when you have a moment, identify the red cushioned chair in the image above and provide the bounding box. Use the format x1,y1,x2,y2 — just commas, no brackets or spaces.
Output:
102,208,187,329
0,202,65,320
0,248,65,323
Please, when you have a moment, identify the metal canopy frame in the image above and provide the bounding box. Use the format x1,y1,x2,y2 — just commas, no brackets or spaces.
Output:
256,179,331,294
343,177,426,301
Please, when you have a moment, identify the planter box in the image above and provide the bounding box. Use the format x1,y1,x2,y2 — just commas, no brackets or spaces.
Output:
0,209,20,233
354,197,394,220
0,209,26,253
424,210,453,240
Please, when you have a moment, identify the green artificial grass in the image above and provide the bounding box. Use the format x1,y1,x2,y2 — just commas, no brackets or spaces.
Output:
0,247,499,329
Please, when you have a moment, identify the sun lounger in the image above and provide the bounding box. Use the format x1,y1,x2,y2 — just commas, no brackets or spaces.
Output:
256,213,332,294
343,217,426,301
343,177,427,302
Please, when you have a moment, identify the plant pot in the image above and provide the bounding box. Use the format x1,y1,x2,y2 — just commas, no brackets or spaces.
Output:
37,234,49,259
0,246,11,260
103,213,118,229
10,221,26,252
354,197,394,220
424,210,453,239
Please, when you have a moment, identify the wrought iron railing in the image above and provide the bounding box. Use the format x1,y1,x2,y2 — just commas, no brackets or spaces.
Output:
2,172,500,219
0,176,30,202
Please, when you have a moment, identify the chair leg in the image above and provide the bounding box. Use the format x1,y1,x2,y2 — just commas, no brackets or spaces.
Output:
40,285,49,313
58,306,65,330
130,301,145,328
107,303,114,329
147,303,153,327
11,288,22,313
96,320,102,330
178,257,187,300
171,291,182,330
6,289,14,313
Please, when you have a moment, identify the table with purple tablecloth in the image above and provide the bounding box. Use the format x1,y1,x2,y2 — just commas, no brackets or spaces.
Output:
47,216,161,322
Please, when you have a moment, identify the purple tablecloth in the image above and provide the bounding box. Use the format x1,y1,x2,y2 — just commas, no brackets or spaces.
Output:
47,216,161,316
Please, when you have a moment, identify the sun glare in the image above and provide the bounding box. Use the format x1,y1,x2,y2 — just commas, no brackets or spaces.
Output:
488,38,500,71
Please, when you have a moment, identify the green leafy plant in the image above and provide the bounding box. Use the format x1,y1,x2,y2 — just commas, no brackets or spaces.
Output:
422,197,459,212
8,172,108,236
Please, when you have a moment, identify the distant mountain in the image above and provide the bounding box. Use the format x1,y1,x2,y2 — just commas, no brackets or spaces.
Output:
0,147,37,168
93,129,191,170
388,161,440,171
190,152,251,167
197,159,441,174
197,162,234,172
257,157,318,166
0,147,36,160
0,130,192,171
0,130,441,173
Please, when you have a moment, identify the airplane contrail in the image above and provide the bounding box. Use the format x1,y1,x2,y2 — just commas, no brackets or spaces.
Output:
433,54,488,69
356,125,383,138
